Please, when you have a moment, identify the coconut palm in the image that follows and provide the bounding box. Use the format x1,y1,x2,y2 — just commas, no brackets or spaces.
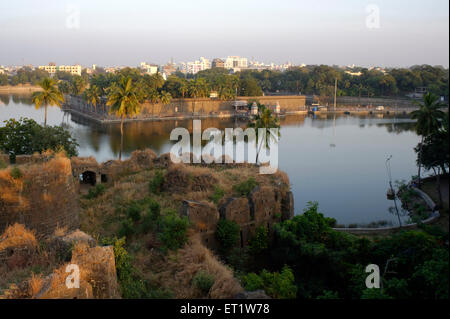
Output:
248,104,281,163
411,92,445,187
159,91,173,116
84,85,101,113
32,78,65,127
106,76,141,160
179,81,188,98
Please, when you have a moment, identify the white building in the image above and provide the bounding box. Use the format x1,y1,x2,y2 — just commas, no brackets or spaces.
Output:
186,57,211,74
224,56,248,71
140,62,159,75
38,64,82,76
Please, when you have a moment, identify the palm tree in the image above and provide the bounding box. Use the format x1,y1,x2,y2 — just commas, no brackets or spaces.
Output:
32,78,65,127
148,89,160,118
159,91,172,116
248,104,281,163
179,81,188,98
150,72,165,91
411,92,445,187
106,76,141,160
84,85,101,113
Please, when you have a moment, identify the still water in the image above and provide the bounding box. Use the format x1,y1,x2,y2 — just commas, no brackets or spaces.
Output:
0,93,420,226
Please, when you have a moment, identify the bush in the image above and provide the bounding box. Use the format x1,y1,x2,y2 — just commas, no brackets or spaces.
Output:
10,166,22,179
149,170,165,194
216,219,240,253
242,265,297,299
84,184,105,199
0,118,78,159
118,218,135,239
233,177,258,197
126,201,142,222
210,185,225,204
102,237,149,298
192,270,215,295
248,226,269,255
158,210,189,251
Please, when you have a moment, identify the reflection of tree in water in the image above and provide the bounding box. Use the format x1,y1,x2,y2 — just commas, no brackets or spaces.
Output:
105,117,242,157
378,122,417,134
0,94,11,106
11,94,33,105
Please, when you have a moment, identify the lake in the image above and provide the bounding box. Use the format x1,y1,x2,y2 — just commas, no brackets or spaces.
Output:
0,93,421,226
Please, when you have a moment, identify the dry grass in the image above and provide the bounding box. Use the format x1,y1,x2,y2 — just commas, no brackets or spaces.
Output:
53,226,68,238
151,235,243,299
0,223,38,251
29,273,44,297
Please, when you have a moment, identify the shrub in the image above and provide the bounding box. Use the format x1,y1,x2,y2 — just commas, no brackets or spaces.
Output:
118,218,135,239
316,290,339,299
0,118,78,159
158,210,189,251
248,226,269,255
10,166,22,179
102,237,148,298
216,219,240,253
241,265,297,299
192,270,215,295
233,177,258,197
149,170,164,194
210,186,225,204
126,201,142,222
84,184,105,199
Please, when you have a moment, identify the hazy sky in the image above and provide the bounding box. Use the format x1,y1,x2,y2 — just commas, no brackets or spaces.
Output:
0,0,448,67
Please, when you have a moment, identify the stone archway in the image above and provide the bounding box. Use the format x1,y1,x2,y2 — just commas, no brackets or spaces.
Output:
80,171,97,186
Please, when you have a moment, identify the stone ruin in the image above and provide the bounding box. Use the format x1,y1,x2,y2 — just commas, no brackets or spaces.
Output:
180,186,294,250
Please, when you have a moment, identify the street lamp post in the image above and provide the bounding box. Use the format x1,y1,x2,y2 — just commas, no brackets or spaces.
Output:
386,155,402,227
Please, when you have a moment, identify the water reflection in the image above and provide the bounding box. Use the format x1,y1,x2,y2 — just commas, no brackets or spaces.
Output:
0,93,420,226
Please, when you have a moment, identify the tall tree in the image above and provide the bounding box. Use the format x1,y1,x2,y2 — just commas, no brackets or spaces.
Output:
32,78,65,127
247,104,281,163
106,76,141,160
411,92,446,187
84,85,101,113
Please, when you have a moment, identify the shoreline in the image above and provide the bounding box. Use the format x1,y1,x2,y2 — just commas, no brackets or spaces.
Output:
0,85,42,93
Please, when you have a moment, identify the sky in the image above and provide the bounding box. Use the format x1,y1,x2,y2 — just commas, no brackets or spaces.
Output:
0,0,448,68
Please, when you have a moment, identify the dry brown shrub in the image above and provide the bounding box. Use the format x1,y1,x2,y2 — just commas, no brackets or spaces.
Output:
0,223,38,251
155,235,243,298
54,226,68,237
29,273,44,297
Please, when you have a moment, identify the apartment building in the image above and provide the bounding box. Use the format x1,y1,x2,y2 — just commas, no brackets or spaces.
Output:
38,64,82,76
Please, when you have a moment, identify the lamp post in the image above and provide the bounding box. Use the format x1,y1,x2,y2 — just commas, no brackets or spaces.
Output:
386,155,402,227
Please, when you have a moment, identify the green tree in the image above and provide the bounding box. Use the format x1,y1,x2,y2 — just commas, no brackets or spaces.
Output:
32,78,65,126
84,84,102,113
411,92,445,187
216,219,240,254
0,118,78,161
247,104,281,163
106,76,141,160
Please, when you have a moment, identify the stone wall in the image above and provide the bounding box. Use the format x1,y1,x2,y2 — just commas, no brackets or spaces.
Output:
181,189,295,250
0,157,79,237
65,95,306,122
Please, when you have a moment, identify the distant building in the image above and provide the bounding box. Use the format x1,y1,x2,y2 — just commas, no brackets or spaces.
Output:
212,58,225,68
38,64,82,76
186,57,211,74
140,62,159,75
224,56,248,71
161,62,177,77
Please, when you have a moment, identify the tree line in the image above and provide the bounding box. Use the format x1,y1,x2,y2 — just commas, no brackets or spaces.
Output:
2,64,448,100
